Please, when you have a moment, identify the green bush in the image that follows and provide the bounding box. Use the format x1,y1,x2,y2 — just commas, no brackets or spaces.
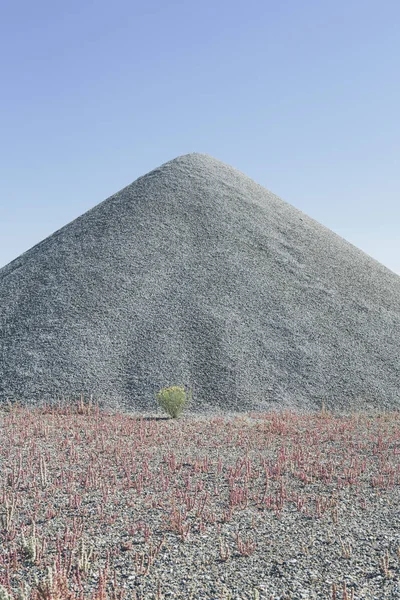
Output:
155,385,192,418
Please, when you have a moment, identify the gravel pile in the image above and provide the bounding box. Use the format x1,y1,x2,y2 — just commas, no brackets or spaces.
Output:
1,153,400,413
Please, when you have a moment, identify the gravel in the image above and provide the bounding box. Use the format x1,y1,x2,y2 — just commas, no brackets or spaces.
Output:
1,405,400,600
1,153,400,413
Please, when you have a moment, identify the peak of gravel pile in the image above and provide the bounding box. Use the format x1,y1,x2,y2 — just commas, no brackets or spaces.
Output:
1,153,400,414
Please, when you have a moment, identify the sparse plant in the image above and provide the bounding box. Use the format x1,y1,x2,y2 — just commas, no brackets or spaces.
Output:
320,400,330,418
219,536,231,561
219,585,233,600
236,529,256,556
339,537,352,559
0,493,17,533
0,584,12,600
76,538,95,574
16,582,31,600
380,548,392,578
342,581,355,600
155,385,192,418
34,564,76,600
20,522,38,564
76,394,93,416
0,399,22,414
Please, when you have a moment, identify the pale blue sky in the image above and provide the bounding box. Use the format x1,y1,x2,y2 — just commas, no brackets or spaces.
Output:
0,1,399,273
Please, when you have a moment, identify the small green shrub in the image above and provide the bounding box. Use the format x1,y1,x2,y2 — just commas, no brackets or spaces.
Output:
155,385,192,418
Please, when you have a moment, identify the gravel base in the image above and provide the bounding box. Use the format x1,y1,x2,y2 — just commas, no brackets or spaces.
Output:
1,405,400,599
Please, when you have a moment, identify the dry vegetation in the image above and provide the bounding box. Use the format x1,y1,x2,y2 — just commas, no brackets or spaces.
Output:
0,399,399,599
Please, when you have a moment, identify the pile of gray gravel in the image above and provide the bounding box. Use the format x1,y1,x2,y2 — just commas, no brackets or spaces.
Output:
0,153,399,414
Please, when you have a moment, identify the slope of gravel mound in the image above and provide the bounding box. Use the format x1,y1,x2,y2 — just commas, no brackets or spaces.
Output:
1,153,399,413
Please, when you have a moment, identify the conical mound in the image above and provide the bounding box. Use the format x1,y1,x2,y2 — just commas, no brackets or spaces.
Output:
1,153,400,414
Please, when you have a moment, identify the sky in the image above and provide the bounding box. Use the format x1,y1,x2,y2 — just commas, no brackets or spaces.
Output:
0,0,399,274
